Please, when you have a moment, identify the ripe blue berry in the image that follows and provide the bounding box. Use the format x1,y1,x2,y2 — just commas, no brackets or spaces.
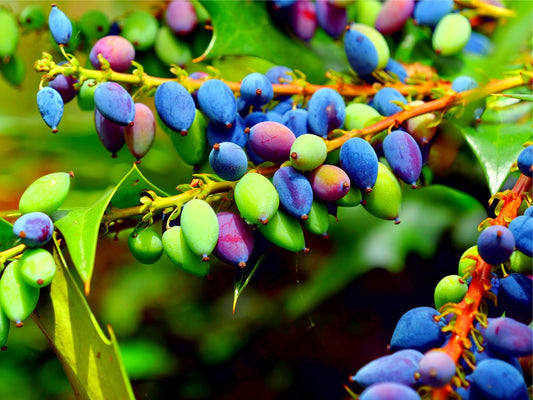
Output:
94,82,135,126
517,145,532,176
49,4,72,46
154,81,196,135
477,225,515,265
209,142,248,181
37,87,64,133
13,212,54,247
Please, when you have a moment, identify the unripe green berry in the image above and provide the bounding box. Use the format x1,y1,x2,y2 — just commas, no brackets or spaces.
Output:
434,274,468,310
128,229,164,264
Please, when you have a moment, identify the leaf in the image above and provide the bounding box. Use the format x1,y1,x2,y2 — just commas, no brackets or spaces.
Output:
232,251,268,314
492,93,533,102
196,1,331,83
459,121,532,195
0,218,16,252
31,238,135,400
55,164,169,294
54,191,114,295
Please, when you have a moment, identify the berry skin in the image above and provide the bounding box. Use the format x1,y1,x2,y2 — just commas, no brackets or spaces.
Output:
124,103,156,161
248,121,296,163
508,215,532,257
471,359,529,400
517,145,532,176
19,248,57,288
165,0,198,36
374,0,414,35
48,4,72,46
19,172,71,216
89,35,135,72
128,229,163,264
307,88,346,137
197,79,237,128
180,199,219,261
309,164,351,202
432,13,472,56
373,87,407,116
359,382,421,400
0,260,40,327
389,307,447,353
213,212,254,268
209,142,248,181
37,87,64,133
416,350,456,387
94,109,126,157
155,81,196,135
13,212,54,248
484,317,533,358
434,274,468,310
273,166,313,220
234,173,279,225
290,134,327,171
94,82,135,127
344,23,390,76
382,130,423,187
477,225,515,265
162,227,210,276
339,137,379,192
240,73,274,107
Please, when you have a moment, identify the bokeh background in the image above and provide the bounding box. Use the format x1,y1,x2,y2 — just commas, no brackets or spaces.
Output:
0,1,511,399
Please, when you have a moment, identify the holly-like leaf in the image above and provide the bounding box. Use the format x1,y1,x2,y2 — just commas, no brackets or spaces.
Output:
459,122,532,195
492,93,533,102
196,1,331,83
55,164,169,294
0,217,16,252
31,237,135,400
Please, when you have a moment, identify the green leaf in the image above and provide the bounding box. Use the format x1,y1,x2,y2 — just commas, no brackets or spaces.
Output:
233,250,270,314
197,1,331,82
55,164,169,294
0,218,16,252
492,93,533,102
31,238,134,400
54,191,113,294
459,121,532,195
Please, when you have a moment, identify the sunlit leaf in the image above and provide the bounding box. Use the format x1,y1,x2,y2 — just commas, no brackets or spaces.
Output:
0,218,16,252
55,164,169,294
492,93,533,102
31,238,135,400
459,122,532,195
197,1,333,82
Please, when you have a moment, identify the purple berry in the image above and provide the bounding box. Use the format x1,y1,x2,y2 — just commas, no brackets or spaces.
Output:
13,212,54,247
477,225,515,265
89,35,135,72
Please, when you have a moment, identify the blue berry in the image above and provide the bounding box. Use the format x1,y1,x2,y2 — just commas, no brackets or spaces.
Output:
485,317,533,357
154,81,196,135
383,130,423,187
508,215,532,257
477,225,515,265
359,382,421,400
49,4,72,45
273,166,313,220
197,79,237,128
206,116,247,148
240,73,274,107
390,307,447,353
307,88,346,137
37,87,64,133
94,82,135,126
209,142,248,181
339,138,379,192
417,350,456,387
517,145,532,177
13,212,54,247
498,273,532,324
373,87,407,116
471,359,529,400
413,0,453,27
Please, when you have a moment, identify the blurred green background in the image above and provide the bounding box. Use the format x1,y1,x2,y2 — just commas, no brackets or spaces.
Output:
0,1,501,399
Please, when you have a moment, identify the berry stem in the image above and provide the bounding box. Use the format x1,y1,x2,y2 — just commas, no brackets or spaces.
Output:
454,0,516,18
326,73,529,152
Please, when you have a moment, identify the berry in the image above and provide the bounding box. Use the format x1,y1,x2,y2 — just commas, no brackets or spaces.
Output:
94,82,135,126
382,130,423,187
209,142,248,181
48,4,72,46
19,248,57,287
477,225,515,265
339,137,379,192
471,359,528,400
197,79,237,128
128,229,163,264
290,134,327,171
389,307,447,352
307,88,346,137
234,173,280,225
517,145,532,176
13,212,54,247
213,212,254,267
248,121,296,163
273,166,314,220
89,35,135,72
19,172,71,216
37,87,64,132
432,13,472,56
344,23,389,76
417,350,456,387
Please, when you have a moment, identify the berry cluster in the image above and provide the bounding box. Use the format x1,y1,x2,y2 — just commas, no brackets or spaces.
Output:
0,1,531,399
349,145,532,399
1,172,71,344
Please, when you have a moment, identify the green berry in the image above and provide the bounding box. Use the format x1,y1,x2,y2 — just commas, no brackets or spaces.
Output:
19,172,71,215
19,248,57,287
434,274,468,310
128,229,164,264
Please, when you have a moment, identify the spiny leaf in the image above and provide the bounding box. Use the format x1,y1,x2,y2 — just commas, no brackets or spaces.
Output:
55,164,169,294
31,237,135,400
492,93,533,102
0,218,16,252
196,1,331,83
459,121,532,195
